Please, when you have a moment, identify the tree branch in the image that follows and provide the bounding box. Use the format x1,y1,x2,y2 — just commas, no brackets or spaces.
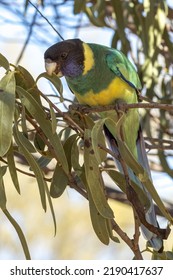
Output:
111,219,143,259
69,102,173,114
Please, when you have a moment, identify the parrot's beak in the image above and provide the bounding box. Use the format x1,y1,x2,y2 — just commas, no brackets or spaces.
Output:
45,58,62,77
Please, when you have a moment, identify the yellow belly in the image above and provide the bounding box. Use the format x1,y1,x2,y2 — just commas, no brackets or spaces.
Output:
74,76,137,106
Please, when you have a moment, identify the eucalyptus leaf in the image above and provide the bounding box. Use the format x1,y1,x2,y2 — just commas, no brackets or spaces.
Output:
3,209,31,260
84,129,114,219
16,86,69,174
21,106,28,138
71,137,81,175
50,106,57,134
63,133,79,171
50,163,68,198
0,53,9,70
13,125,47,212
0,72,16,156
36,72,63,102
34,132,46,153
0,166,7,210
17,132,36,153
15,65,42,104
6,144,20,194
44,183,57,236
17,65,35,89
28,87,42,105
106,219,120,243
88,188,110,245
91,119,107,164
83,115,95,130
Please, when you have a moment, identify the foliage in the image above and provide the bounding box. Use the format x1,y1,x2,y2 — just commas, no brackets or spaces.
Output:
0,0,173,259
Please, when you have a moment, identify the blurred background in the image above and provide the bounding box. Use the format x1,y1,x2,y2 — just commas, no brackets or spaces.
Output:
0,0,173,259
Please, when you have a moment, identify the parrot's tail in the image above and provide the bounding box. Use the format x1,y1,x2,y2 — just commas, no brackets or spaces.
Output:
104,125,163,252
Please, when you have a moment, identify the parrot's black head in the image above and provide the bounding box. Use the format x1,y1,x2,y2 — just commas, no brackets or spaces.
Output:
44,39,84,78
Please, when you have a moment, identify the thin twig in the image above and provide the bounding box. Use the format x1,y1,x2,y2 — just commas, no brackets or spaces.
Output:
16,7,38,64
111,219,143,259
28,0,64,41
40,91,84,134
0,157,51,182
132,210,143,259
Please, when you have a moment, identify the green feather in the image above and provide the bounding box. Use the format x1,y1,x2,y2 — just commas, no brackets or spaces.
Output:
106,49,142,90
66,43,141,97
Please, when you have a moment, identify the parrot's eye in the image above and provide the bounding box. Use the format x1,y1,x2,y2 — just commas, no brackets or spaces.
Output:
61,52,68,60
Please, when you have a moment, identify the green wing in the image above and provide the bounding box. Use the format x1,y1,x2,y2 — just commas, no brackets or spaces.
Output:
106,49,142,90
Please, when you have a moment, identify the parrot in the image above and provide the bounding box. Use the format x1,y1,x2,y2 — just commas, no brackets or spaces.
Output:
44,38,163,251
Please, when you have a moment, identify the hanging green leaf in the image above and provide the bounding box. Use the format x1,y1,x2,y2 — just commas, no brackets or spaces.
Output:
21,106,28,138
16,65,35,89
0,71,15,156
15,65,42,104
36,72,63,102
6,144,20,194
88,187,110,245
50,106,57,134
0,53,9,70
44,183,57,236
16,86,69,174
84,129,114,219
50,163,69,198
71,137,82,175
106,219,120,243
63,133,79,171
34,133,52,157
28,87,42,105
34,132,46,153
18,133,37,153
91,118,107,164
3,209,31,260
13,125,47,212
0,166,7,210
83,115,95,130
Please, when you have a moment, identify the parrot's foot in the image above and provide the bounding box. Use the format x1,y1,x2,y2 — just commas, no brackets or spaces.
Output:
114,100,128,115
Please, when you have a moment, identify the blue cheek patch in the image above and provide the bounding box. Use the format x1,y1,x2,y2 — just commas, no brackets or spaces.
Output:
63,62,83,77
